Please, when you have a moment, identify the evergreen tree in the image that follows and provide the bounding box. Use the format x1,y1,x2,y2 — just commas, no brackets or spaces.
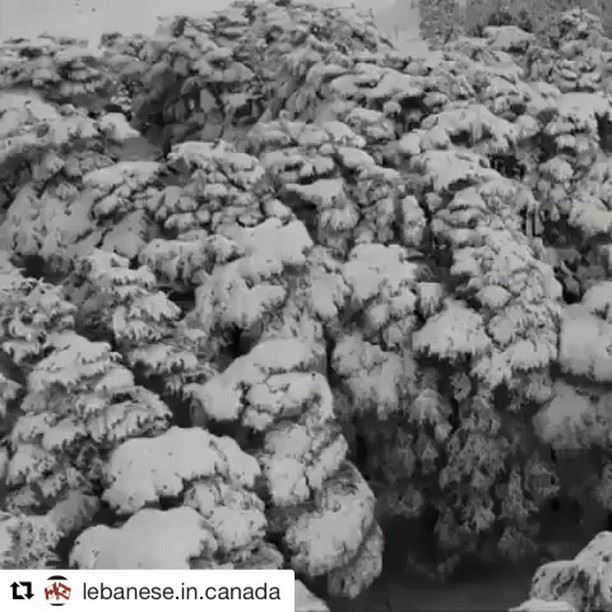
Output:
419,0,464,46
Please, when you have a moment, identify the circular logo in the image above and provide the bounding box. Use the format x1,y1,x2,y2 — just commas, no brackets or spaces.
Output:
44,575,71,607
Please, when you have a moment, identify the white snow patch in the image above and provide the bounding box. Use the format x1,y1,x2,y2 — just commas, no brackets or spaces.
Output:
70,507,216,569
103,427,260,513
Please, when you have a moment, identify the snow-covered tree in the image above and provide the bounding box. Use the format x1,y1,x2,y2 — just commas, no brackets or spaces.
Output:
0,90,159,274
0,255,169,565
67,249,212,399
0,35,114,110
71,427,282,569
248,118,413,255
106,1,395,149
419,0,464,46
464,0,605,40
188,337,383,597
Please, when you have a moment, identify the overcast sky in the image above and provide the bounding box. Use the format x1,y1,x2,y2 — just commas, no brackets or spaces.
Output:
0,0,394,41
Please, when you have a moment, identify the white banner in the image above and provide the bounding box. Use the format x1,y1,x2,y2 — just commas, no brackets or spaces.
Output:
0,569,295,612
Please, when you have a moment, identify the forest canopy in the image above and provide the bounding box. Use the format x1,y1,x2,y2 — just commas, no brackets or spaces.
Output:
1,1,612,611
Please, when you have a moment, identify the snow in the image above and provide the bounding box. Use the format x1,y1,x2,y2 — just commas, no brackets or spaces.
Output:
568,193,612,238
529,532,612,612
413,299,491,360
559,305,612,382
422,105,518,152
484,26,535,52
6,443,57,486
343,243,420,305
70,506,217,569
309,266,347,321
0,90,59,129
188,338,316,423
414,149,499,192
365,70,424,101
48,491,99,536
260,396,347,504
0,512,60,568
169,140,264,186
556,92,612,124
97,112,140,142
246,372,327,426
285,178,346,210
327,524,384,598
397,132,422,156
27,332,116,393
224,218,313,268
8,0,612,604
184,481,267,553
532,382,608,451
185,219,313,333
581,281,612,319
332,334,410,417
284,463,376,576
103,426,260,513
83,161,161,191
510,600,577,612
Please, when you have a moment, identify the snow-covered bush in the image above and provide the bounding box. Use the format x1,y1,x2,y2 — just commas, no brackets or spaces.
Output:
514,531,612,612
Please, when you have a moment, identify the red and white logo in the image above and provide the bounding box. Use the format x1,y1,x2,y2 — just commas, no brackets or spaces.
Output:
44,575,71,607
